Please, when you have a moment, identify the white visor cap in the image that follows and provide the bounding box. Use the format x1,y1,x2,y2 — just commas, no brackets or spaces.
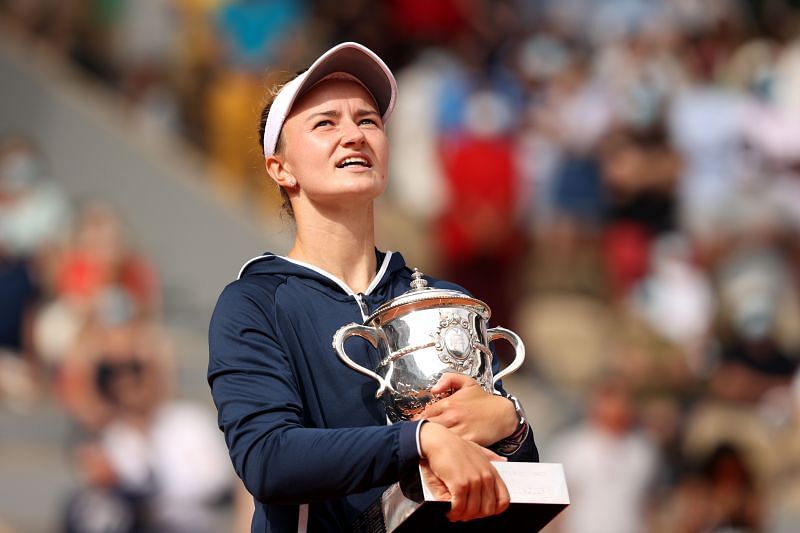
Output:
262,42,398,157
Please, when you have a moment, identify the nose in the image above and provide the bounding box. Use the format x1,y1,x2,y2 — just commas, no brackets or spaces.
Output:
340,119,366,146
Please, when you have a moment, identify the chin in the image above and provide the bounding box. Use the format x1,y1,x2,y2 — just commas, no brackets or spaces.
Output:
341,175,386,196
323,184,386,208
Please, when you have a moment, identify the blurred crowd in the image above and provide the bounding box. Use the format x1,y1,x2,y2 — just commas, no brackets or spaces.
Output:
0,137,233,532
3,0,800,532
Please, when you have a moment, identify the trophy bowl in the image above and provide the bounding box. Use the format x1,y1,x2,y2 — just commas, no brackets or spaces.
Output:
332,269,525,422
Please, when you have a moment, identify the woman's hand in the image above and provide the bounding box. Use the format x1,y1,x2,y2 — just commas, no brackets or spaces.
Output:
419,421,510,522
420,373,518,447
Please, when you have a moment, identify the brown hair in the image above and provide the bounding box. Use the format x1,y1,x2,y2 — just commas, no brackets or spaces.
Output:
258,72,302,219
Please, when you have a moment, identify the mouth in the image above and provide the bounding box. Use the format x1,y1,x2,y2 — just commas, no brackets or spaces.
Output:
336,155,372,169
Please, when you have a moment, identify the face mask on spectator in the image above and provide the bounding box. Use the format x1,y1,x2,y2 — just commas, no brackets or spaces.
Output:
0,151,41,194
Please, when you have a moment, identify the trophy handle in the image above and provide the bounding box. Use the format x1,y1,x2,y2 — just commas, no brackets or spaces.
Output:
487,327,525,385
332,323,391,399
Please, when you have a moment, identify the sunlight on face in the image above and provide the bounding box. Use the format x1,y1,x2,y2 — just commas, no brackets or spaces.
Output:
278,79,390,210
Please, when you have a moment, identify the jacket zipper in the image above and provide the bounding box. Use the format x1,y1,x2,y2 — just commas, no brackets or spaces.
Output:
354,293,369,321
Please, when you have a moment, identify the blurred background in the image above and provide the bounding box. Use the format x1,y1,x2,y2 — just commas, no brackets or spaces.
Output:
1,0,800,532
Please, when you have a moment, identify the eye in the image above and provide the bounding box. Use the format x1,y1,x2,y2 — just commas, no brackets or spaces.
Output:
313,119,333,128
359,117,382,127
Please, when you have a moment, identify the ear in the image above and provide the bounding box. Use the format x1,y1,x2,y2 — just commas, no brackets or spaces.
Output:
265,155,297,188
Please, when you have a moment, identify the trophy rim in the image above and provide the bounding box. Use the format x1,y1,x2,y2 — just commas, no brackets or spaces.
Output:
366,289,491,326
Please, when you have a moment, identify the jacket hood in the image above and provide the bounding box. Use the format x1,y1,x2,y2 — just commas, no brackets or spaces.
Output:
237,250,408,296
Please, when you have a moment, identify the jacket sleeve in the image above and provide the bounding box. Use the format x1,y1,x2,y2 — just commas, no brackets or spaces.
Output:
207,282,420,504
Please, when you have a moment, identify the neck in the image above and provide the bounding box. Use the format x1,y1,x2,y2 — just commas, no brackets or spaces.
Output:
288,202,378,293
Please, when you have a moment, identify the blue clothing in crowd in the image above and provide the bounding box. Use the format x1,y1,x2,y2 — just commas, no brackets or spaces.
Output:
0,258,39,352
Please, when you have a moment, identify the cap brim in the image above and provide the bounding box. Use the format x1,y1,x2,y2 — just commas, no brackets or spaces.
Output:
263,42,397,157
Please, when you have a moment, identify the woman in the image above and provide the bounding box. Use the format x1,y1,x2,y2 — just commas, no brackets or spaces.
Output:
208,42,538,533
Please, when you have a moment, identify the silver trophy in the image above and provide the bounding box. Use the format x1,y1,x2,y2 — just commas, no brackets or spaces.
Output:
334,269,570,532
333,269,525,422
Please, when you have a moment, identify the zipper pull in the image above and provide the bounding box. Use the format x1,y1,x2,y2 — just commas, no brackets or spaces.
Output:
356,293,369,319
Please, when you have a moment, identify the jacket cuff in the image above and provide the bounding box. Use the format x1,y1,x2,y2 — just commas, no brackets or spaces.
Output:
399,420,424,467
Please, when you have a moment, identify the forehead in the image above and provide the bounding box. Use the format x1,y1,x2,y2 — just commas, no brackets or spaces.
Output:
288,78,380,119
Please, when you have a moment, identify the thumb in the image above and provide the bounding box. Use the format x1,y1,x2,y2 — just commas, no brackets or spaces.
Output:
419,461,452,501
479,446,507,463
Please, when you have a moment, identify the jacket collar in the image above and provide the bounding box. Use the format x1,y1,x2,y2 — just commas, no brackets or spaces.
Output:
237,250,405,296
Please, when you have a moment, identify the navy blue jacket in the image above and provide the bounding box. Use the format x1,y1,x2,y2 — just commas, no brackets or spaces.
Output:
208,251,538,532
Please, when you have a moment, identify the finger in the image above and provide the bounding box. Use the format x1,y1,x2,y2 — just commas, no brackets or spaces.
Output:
464,469,486,521
431,373,473,395
451,472,481,522
494,470,511,515
415,397,448,419
419,462,451,501
479,467,498,518
421,397,445,419
479,446,507,462
447,485,466,522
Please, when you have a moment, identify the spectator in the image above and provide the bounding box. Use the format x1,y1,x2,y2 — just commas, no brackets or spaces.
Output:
598,125,681,298
435,87,527,327
0,136,69,408
711,243,800,403
548,374,658,533
204,0,310,205
654,443,763,532
55,202,160,320
60,317,232,533
0,249,40,410
32,203,160,376
0,135,71,264
627,233,716,376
